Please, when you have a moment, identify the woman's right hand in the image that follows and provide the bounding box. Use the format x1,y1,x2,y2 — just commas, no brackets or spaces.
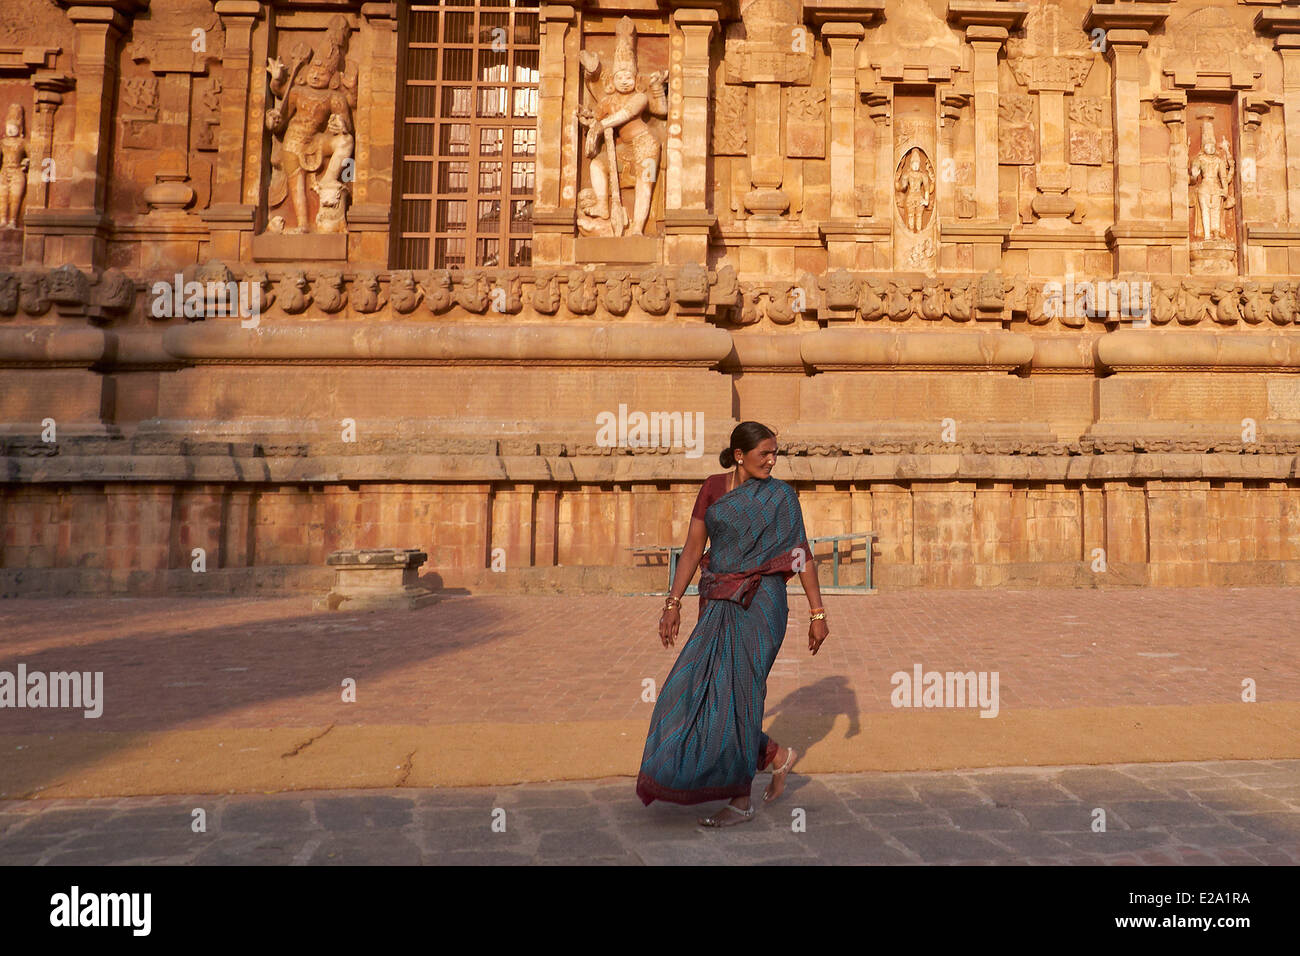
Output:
658,607,680,648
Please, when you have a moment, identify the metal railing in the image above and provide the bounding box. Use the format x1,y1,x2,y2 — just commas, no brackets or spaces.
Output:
630,531,878,595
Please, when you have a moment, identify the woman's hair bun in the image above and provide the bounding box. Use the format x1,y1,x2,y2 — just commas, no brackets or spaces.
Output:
718,446,733,469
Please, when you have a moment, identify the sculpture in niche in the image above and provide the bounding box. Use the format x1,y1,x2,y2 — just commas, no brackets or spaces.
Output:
265,15,357,235
310,113,354,234
1190,118,1234,243
575,17,667,237
0,105,28,229
576,188,615,237
895,148,933,233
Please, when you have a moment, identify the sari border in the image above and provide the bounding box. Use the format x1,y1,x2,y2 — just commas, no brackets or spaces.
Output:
635,772,753,807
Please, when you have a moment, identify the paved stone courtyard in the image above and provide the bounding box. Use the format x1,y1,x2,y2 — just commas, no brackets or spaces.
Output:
2,760,1298,865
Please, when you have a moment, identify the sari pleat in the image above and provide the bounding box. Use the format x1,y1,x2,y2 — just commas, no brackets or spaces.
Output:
636,476,809,806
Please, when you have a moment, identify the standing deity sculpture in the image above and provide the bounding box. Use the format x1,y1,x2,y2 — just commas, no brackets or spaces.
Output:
895,149,932,232
0,104,29,229
265,15,358,234
574,17,667,238
1190,119,1234,242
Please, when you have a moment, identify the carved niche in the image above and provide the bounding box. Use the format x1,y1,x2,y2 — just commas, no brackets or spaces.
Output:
264,15,359,235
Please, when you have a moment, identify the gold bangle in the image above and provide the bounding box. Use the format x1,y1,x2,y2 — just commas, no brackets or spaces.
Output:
809,606,825,614
809,611,827,621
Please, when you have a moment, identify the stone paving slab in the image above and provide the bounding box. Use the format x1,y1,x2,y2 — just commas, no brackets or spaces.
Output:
1,760,1297,866
2,588,1298,797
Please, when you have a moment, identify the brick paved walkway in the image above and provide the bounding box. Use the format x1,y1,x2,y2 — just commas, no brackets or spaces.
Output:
1,588,1298,797
2,761,1297,865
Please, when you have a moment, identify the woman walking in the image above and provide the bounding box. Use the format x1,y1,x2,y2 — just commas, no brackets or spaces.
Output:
636,422,829,826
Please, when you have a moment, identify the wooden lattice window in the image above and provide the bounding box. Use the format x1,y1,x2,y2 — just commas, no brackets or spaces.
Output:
394,0,540,271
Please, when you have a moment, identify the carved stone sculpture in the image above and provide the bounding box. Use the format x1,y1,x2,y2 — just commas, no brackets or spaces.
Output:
636,267,670,315
603,271,632,315
895,148,933,233
567,269,597,315
575,17,667,237
1241,282,1269,325
674,263,709,306
0,271,18,314
824,270,858,311
858,279,885,321
457,270,490,314
388,271,422,314
1211,284,1242,325
766,285,796,325
0,104,28,229
276,270,311,314
421,270,452,313
352,271,384,313
314,270,347,313
19,270,49,315
733,285,758,325
1190,120,1234,242
532,272,560,315
265,15,358,234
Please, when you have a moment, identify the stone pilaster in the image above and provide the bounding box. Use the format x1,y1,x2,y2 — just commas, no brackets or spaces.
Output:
663,7,718,266
532,4,576,266
201,0,262,261
22,72,76,266
820,22,864,269
349,2,399,266
967,26,1006,223
1154,91,1189,274
35,0,149,269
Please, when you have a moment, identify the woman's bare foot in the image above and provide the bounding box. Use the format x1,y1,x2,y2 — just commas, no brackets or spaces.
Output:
763,746,797,803
698,798,755,827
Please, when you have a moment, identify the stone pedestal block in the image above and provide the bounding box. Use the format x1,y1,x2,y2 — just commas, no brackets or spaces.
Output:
316,547,437,611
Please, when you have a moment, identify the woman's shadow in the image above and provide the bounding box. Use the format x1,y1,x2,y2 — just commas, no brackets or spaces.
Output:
761,676,860,795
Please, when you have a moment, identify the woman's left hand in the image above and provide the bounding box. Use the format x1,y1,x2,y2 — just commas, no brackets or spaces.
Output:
808,618,829,655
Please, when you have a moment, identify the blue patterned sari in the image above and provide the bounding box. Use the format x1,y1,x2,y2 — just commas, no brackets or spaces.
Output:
636,476,809,806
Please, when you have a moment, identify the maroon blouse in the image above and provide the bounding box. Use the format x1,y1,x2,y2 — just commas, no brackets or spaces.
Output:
691,473,731,521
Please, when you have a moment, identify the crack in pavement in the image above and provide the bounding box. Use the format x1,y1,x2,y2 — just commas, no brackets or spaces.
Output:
396,751,416,787
281,724,336,759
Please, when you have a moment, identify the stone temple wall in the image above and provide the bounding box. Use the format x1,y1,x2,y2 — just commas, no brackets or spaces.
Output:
3,0,1300,595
